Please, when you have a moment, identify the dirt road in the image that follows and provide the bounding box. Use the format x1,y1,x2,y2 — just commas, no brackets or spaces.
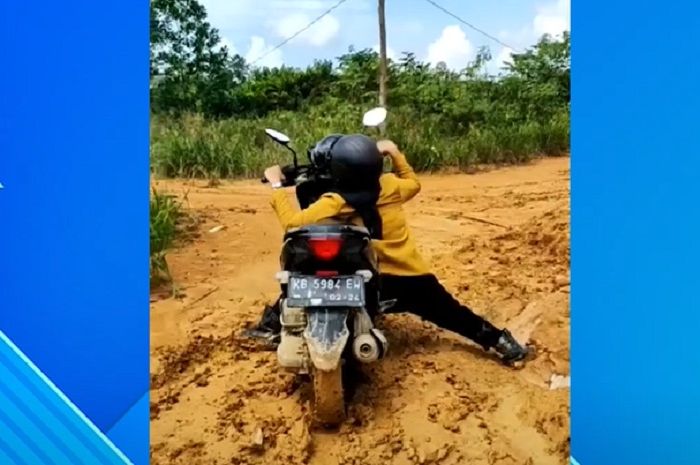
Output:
150,157,570,465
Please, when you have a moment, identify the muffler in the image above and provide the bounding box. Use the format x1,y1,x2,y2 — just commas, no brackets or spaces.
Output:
352,328,388,363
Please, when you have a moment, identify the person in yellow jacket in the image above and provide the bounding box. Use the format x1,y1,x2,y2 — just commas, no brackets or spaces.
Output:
247,134,529,366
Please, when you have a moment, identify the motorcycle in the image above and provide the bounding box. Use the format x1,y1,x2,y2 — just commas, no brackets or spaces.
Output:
261,108,392,426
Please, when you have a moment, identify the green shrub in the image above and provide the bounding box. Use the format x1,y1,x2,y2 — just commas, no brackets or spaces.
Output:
150,188,183,286
151,106,569,179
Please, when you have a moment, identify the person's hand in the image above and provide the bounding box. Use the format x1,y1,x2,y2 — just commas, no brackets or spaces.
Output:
377,140,399,157
264,165,285,185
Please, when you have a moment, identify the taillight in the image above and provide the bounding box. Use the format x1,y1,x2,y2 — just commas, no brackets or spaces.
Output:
316,270,339,277
308,238,342,261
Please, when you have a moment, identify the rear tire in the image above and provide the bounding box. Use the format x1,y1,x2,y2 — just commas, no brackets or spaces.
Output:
312,366,346,426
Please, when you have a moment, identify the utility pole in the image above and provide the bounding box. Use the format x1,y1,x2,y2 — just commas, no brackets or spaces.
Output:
377,0,388,108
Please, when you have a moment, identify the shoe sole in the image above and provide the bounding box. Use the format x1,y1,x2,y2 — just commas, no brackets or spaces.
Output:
242,329,280,346
503,345,536,369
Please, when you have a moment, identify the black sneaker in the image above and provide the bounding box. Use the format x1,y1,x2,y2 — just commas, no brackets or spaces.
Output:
242,304,281,344
494,329,529,366
242,327,280,345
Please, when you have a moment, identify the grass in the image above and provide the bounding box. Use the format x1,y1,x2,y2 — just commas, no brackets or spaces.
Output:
150,107,570,180
150,188,184,288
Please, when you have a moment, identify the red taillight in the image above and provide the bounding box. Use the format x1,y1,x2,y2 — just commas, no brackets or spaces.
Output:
308,238,342,261
316,270,339,277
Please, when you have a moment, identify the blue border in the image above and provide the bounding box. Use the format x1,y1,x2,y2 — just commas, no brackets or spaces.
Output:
0,331,132,465
0,1,149,463
107,393,150,464
2,0,700,463
573,0,700,463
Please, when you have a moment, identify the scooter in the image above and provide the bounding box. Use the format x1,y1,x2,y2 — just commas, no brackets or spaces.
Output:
261,108,392,426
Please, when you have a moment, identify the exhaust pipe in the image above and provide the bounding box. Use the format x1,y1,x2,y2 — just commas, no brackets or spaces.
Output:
352,329,389,363
353,335,380,363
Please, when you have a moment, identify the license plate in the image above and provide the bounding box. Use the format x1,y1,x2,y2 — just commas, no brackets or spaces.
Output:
287,275,365,307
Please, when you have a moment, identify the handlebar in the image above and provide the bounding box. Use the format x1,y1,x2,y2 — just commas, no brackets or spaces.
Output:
261,164,305,186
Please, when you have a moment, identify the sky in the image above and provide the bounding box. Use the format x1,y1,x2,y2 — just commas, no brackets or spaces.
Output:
199,0,570,72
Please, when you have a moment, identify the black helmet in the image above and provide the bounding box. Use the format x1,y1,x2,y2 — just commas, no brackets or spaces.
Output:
329,134,382,190
308,134,343,175
310,133,384,238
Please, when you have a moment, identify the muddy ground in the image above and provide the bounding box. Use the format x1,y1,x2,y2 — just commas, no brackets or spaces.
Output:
150,157,570,465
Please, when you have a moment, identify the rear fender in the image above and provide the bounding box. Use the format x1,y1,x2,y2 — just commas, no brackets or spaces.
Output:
303,309,350,372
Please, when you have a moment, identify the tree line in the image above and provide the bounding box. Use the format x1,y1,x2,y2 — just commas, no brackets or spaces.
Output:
150,0,570,128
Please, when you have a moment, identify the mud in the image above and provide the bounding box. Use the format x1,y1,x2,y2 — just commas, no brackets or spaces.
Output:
150,157,570,465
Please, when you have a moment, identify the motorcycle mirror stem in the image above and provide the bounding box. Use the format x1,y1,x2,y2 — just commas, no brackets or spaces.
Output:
363,107,392,171
285,145,299,170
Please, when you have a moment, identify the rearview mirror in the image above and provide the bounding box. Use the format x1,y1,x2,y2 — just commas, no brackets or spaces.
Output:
265,128,291,145
362,107,387,128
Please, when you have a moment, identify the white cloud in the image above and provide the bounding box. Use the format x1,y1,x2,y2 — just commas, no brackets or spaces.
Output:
493,0,569,63
200,0,260,28
215,37,237,55
497,27,532,47
496,46,514,66
534,0,570,37
272,0,328,9
427,25,475,70
245,36,284,68
485,46,514,75
274,13,340,47
202,0,369,20
270,0,371,11
372,44,397,61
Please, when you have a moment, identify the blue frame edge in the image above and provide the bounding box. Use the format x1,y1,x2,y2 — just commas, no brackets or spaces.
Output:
0,330,133,465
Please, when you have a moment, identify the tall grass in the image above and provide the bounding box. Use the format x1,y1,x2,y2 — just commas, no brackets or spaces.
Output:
150,107,569,179
150,189,183,287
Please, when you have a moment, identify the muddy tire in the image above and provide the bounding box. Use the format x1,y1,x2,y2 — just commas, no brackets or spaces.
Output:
312,366,346,426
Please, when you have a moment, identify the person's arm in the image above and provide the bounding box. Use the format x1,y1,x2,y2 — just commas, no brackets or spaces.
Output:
378,140,421,202
271,190,344,230
262,164,344,230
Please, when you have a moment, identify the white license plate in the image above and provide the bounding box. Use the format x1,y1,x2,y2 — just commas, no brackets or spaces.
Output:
287,275,365,307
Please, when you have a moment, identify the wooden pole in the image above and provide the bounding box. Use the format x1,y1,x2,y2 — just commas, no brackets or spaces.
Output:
377,0,388,108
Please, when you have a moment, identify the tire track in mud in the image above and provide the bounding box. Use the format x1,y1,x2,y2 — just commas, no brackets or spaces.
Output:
150,157,570,465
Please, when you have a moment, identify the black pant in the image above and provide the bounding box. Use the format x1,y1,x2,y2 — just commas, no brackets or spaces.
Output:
267,274,502,350
380,274,502,350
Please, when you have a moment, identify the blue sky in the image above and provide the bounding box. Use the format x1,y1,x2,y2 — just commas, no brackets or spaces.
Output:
200,0,569,72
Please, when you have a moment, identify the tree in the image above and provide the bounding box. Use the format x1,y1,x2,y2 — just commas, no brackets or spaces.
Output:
507,32,570,86
150,0,246,115
148,0,570,133
232,61,337,116
500,32,570,121
335,48,382,104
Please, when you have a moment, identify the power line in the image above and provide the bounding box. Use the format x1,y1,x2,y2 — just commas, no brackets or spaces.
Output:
423,0,520,52
248,0,519,65
249,0,349,66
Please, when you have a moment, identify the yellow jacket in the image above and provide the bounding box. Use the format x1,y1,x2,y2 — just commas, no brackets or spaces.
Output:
270,152,430,276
